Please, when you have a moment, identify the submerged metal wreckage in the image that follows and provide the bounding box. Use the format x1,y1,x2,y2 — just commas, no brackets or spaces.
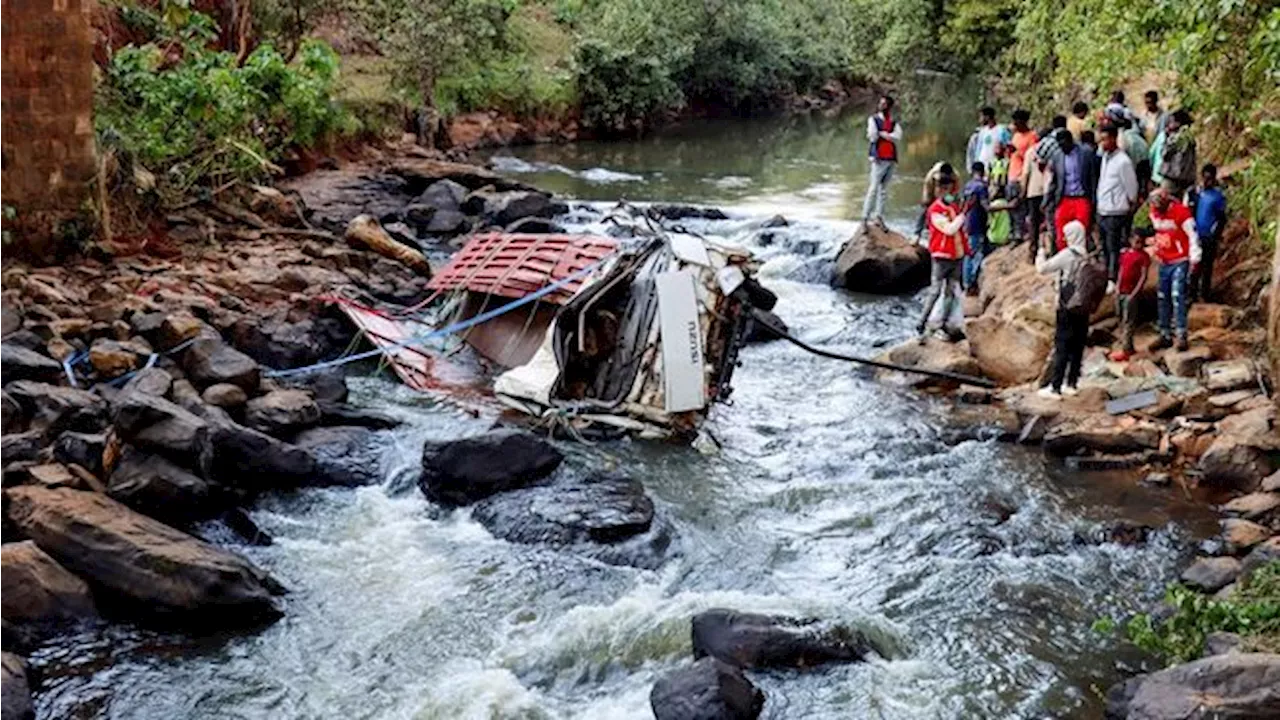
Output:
338,208,777,438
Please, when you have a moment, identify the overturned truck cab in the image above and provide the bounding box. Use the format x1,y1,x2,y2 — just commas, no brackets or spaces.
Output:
489,230,769,439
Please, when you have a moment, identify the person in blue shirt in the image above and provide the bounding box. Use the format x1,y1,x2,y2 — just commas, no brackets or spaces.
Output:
962,161,991,293
1188,163,1227,302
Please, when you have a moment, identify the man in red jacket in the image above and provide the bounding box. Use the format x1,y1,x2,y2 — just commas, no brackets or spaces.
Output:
1148,188,1201,351
917,173,968,342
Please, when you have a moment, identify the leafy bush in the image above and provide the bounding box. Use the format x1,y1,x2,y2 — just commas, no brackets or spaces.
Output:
96,8,352,199
1094,561,1280,665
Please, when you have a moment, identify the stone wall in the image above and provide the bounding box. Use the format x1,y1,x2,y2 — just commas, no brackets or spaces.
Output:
1,0,97,262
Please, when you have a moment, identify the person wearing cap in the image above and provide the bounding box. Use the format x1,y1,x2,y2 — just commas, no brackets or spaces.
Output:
1147,187,1201,351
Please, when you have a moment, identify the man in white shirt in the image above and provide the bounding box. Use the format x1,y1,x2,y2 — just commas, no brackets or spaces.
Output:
861,95,903,227
1095,124,1139,291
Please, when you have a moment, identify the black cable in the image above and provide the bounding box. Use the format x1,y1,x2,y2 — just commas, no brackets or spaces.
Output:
749,309,997,389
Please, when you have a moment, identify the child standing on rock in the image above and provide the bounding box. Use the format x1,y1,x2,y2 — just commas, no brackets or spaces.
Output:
1108,229,1153,362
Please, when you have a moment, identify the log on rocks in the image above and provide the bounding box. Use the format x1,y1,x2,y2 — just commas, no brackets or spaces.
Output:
1,540,98,649
1104,653,1280,720
650,657,764,720
4,486,283,625
1,652,33,720
691,608,870,670
345,215,433,276
419,429,563,506
834,225,930,293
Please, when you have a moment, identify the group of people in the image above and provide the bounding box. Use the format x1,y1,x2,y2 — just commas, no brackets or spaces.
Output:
861,90,1229,400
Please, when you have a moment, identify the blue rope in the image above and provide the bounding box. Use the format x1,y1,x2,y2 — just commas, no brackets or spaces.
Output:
264,258,607,379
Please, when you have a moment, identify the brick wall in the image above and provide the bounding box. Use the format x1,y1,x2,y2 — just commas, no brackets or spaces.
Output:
2,0,97,261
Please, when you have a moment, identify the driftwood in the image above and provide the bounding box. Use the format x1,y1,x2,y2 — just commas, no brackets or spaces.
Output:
344,215,433,276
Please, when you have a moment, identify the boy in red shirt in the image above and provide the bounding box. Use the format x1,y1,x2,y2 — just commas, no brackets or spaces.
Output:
1108,229,1153,361
1148,188,1201,350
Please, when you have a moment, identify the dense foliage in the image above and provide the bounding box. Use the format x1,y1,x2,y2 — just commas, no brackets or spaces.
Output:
97,5,353,200
1094,561,1280,665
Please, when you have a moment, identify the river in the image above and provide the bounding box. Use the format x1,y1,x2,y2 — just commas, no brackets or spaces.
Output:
31,92,1221,719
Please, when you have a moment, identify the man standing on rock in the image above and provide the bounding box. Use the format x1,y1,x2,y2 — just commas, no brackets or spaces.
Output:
1188,163,1227,302
1096,124,1140,291
862,95,902,228
1148,187,1201,351
917,176,968,343
1159,110,1198,200
1007,110,1038,243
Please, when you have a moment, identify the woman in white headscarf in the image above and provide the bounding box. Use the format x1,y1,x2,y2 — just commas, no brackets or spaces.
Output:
1035,220,1089,399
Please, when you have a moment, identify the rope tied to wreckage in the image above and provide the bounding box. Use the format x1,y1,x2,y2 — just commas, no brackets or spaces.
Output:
748,308,997,389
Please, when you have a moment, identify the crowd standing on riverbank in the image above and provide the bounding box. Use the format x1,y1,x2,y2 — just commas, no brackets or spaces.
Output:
878,90,1230,400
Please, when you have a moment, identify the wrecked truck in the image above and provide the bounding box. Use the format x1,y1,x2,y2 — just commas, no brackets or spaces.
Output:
343,213,776,439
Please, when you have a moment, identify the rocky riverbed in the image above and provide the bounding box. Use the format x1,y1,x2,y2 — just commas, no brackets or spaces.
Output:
2,140,1277,718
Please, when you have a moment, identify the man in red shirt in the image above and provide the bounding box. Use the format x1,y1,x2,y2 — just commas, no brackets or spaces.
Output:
1108,230,1153,361
1148,188,1201,350
917,173,968,342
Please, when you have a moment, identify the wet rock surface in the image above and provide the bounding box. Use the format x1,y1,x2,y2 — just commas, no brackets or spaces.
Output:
650,657,764,720
4,486,283,625
691,608,870,670
470,474,669,568
291,425,385,486
1,652,33,720
1104,653,1280,720
1,540,99,649
419,429,563,505
107,447,212,525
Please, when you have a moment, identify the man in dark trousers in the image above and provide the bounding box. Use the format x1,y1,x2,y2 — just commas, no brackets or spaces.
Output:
1188,163,1227,301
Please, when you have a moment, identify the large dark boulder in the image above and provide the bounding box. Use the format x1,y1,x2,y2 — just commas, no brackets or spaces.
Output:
416,179,467,213
650,657,764,720
1,540,99,649
182,338,260,391
470,474,669,567
419,429,563,506
291,426,384,486
1,433,44,465
198,407,318,490
834,225,930,294
244,390,321,437
279,370,348,405
472,474,653,544
2,391,22,432
4,381,108,436
691,609,870,670
482,191,559,228
108,447,213,524
1104,653,1280,719
1,343,62,384
111,391,208,462
228,316,351,371
119,367,172,399
4,486,283,625
1,652,33,720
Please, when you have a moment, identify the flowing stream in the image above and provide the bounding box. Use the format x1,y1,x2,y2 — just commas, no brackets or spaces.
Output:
31,89,1223,719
